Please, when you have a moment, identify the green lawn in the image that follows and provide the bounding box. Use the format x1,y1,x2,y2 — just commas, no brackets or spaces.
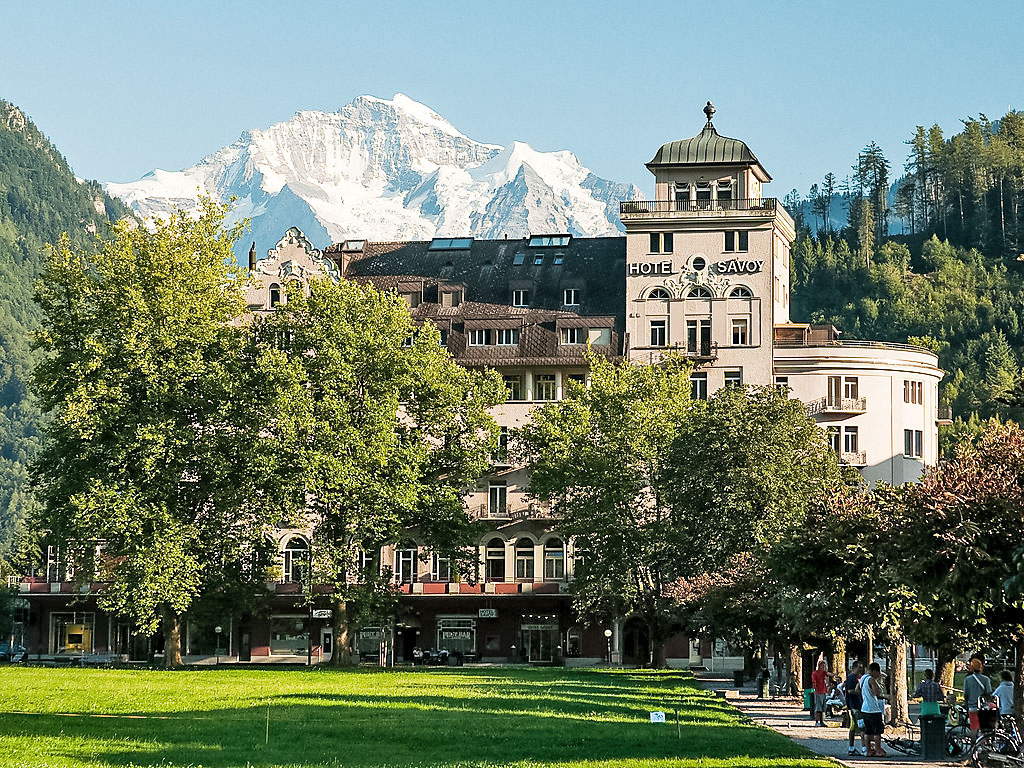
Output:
0,666,832,768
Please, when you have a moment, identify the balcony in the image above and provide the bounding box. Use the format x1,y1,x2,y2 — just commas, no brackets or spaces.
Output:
840,450,867,467
937,405,953,425
805,396,867,416
474,504,559,521
620,198,779,221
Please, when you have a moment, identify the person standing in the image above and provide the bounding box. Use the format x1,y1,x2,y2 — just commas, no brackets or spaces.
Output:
994,670,1013,716
912,668,944,717
811,659,829,726
860,662,889,757
964,658,994,732
845,660,866,756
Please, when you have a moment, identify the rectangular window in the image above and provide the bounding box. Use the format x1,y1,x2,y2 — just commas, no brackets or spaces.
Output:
515,545,535,580
904,429,914,457
441,290,462,307
649,232,674,253
775,375,789,393
843,376,859,399
827,426,841,455
724,370,743,388
917,381,923,404
827,375,842,407
560,327,584,345
686,319,712,355
544,546,565,580
488,483,507,517
843,426,859,454
724,231,749,252
716,182,733,201
725,231,734,252
438,329,448,346
563,288,581,306
565,373,586,389
690,372,708,400
907,380,924,404
739,231,748,251
512,289,529,307
496,328,520,346
731,318,749,346
492,426,509,464
650,319,667,347
503,375,522,401
904,380,911,403
915,430,923,458
535,374,557,401
395,547,417,584
269,617,309,655
431,553,452,582
467,329,491,346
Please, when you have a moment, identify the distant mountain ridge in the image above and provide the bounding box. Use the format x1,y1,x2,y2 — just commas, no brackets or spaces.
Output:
106,94,641,258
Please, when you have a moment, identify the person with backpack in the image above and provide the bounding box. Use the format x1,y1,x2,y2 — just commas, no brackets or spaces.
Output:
964,657,994,733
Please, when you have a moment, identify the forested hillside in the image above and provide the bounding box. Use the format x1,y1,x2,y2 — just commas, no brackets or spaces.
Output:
0,101,134,572
787,110,1024,439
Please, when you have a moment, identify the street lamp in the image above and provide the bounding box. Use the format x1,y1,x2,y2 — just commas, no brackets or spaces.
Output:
214,626,222,666
510,643,516,663
604,628,612,665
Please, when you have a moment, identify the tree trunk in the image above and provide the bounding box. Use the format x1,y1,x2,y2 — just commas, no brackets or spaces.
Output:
937,651,957,694
789,644,802,692
329,598,353,667
834,637,848,677
161,608,183,668
866,626,874,665
889,637,909,725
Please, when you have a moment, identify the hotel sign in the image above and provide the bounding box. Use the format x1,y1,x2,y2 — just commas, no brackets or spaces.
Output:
478,608,498,618
716,259,764,273
628,261,674,276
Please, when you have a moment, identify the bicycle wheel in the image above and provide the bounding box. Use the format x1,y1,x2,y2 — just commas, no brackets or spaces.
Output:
948,725,975,758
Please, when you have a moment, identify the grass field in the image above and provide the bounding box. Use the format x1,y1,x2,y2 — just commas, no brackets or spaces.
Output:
0,666,833,768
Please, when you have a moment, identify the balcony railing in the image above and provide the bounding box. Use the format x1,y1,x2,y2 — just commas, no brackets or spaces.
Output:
805,396,868,416
620,198,778,218
840,450,867,467
937,405,953,425
475,504,559,520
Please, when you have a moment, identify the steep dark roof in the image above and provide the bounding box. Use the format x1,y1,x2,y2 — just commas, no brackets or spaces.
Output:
647,123,763,171
325,236,627,365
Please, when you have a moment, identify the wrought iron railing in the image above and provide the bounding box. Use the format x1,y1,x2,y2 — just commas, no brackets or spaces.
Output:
937,405,954,423
840,450,867,466
805,396,868,415
620,198,778,215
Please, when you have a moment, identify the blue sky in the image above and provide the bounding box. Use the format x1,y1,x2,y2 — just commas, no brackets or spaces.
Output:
3,0,1023,198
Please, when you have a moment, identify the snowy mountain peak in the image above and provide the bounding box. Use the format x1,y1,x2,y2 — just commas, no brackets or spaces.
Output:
105,94,640,259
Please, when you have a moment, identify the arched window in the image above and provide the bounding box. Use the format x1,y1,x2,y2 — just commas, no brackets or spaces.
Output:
269,283,282,307
282,536,308,584
394,540,417,584
485,537,505,582
646,287,671,300
515,538,535,580
729,285,753,298
544,539,566,580
687,285,713,299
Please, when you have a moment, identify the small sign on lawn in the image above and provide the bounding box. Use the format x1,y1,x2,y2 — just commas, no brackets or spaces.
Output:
649,711,666,723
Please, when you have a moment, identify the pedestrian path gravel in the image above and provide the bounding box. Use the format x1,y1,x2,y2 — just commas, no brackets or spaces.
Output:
695,672,963,768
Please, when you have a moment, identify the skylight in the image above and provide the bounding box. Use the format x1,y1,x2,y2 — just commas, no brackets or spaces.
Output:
512,253,525,266
528,234,571,247
429,237,474,250
342,240,366,251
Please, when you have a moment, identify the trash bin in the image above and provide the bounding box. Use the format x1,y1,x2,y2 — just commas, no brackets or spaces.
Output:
733,670,745,687
758,675,770,699
920,715,946,760
803,689,813,711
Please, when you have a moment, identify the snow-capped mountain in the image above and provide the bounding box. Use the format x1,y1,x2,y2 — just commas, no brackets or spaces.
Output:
106,94,639,259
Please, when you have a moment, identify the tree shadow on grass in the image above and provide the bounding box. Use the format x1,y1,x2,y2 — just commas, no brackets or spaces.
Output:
0,696,818,767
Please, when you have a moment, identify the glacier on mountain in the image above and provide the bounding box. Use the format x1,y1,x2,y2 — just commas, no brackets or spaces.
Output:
105,94,640,260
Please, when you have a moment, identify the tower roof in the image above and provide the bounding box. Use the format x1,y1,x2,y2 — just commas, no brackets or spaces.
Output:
646,102,770,180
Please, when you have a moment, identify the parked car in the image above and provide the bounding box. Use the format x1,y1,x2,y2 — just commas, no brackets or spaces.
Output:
0,642,27,663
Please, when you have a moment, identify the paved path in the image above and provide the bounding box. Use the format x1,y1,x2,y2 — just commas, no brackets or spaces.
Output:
695,673,963,768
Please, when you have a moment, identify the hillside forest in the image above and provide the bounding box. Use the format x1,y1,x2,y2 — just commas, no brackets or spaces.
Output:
2,102,1024,572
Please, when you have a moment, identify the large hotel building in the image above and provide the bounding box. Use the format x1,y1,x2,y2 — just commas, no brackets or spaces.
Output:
16,107,947,667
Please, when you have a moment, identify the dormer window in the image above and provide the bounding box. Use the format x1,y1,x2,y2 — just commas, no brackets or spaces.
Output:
716,181,733,202
401,291,421,308
441,289,463,307
560,327,585,345
528,235,570,247
467,329,492,346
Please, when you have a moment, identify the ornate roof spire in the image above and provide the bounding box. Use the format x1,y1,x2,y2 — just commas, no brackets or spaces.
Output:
703,101,716,126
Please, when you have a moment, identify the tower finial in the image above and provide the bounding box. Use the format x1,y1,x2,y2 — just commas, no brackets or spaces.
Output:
703,101,716,125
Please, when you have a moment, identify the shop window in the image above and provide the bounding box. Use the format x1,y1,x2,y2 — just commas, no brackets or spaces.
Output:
485,538,506,581
437,617,476,656
50,612,95,655
544,539,565,580
515,538,536,580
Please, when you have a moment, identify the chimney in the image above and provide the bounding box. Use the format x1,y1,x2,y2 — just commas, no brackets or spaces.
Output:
248,242,256,271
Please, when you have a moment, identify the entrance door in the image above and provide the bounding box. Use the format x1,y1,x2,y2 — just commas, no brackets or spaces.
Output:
521,625,557,662
399,627,418,663
321,628,333,663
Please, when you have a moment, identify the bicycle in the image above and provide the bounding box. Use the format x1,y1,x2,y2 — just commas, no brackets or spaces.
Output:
971,715,1023,768
883,720,921,756
947,705,978,758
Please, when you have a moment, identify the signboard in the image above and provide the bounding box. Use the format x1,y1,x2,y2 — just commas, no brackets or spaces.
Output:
650,711,667,723
628,261,674,276
478,608,498,618
441,630,472,640
312,609,332,619
716,258,764,273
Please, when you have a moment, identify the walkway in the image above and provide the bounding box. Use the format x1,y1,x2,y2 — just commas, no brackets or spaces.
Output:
696,673,962,768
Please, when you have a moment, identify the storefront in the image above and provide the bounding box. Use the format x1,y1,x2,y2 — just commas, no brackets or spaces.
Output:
49,612,95,655
519,613,559,662
270,615,310,656
436,616,475,656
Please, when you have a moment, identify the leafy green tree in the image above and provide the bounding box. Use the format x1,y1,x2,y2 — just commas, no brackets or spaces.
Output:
32,199,286,666
516,352,694,662
254,279,503,665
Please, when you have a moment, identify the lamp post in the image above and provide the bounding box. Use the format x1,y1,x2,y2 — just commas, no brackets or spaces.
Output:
510,643,516,663
214,626,222,666
604,628,612,665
